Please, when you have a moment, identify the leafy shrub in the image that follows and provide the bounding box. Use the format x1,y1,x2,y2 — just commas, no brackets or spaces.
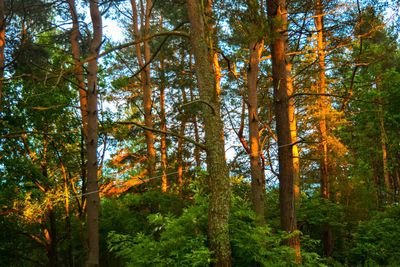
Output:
349,205,400,266
108,203,212,266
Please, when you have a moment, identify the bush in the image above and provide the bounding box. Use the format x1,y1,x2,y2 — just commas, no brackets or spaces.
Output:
349,205,400,266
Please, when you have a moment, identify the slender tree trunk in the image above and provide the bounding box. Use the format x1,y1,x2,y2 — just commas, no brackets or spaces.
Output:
80,129,87,219
266,0,301,261
186,0,231,265
86,1,102,266
178,74,188,193
143,0,156,179
0,0,4,106
177,118,186,193
314,0,333,257
131,0,156,179
67,0,88,137
247,3,265,223
160,60,168,192
247,0,265,225
286,63,300,203
68,4,87,256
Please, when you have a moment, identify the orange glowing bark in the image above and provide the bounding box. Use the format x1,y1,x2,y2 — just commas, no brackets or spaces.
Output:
160,60,168,192
286,63,300,203
213,53,222,98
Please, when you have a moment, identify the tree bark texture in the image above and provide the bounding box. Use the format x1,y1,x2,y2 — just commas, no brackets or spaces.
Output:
86,1,102,266
247,0,265,223
131,0,156,179
266,0,301,261
186,0,232,265
248,40,265,225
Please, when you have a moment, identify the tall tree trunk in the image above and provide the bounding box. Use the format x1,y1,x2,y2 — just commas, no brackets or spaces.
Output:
286,63,300,203
178,72,188,194
68,0,87,223
186,0,231,265
160,59,168,192
131,0,156,179
247,0,265,224
86,1,102,266
67,0,88,137
314,0,333,257
266,0,301,261
0,0,4,106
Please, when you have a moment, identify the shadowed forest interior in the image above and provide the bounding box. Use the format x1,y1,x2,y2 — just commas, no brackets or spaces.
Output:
1,0,400,266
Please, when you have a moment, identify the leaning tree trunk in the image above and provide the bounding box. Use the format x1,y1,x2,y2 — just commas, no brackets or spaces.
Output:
266,0,301,261
186,0,231,265
86,1,102,266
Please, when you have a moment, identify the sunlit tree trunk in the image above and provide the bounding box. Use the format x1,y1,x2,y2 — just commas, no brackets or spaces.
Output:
86,0,102,266
160,58,168,192
186,0,231,265
266,0,301,261
247,0,265,225
131,0,156,179
314,0,333,257
286,63,300,203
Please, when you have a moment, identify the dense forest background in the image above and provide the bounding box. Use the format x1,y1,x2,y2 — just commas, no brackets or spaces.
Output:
1,0,400,266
